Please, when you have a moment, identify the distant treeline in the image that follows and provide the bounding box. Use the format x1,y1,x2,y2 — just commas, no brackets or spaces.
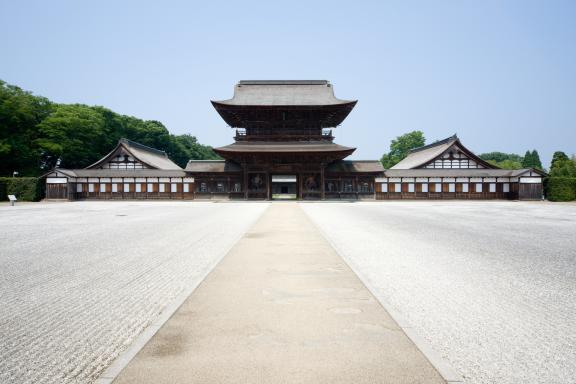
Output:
478,151,543,170
0,80,219,176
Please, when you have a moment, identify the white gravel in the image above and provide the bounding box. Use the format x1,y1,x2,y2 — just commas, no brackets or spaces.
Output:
0,201,269,384
301,201,576,384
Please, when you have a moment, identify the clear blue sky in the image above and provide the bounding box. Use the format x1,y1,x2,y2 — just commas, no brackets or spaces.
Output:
1,0,575,167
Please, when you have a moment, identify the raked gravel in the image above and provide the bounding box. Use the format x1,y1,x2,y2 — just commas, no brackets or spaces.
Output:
301,201,576,384
0,201,269,384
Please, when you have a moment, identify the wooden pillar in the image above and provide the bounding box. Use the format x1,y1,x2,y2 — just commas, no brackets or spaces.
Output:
355,175,359,200
320,164,325,200
298,173,303,200
243,163,248,200
266,171,272,200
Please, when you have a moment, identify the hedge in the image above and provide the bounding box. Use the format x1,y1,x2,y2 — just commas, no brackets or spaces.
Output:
0,177,43,201
546,177,576,202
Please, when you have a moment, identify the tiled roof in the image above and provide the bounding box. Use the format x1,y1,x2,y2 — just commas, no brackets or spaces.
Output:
383,168,541,177
86,139,182,170
327,160,385,173
214,141,355,154
185,160,242,173
54,169,187,177
212,80,355,106
391,135,496,170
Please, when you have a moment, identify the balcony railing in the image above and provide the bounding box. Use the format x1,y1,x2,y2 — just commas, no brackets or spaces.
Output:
234,129,334,142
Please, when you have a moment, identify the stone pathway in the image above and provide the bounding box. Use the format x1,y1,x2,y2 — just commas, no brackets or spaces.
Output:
111,203,445,384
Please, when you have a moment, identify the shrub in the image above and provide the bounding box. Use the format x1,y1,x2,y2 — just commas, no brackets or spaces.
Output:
0,177,43,201
546,177,576,202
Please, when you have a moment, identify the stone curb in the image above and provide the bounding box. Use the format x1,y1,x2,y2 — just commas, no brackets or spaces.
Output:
301,204,463,384
94,204,271,384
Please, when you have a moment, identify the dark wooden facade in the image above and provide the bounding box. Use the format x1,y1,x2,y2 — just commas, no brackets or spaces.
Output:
187,80,381,200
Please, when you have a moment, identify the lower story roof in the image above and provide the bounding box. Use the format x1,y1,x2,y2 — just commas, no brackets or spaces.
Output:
185,160,242,173
214,141,355,154
326,160,384,174
51,169,188,178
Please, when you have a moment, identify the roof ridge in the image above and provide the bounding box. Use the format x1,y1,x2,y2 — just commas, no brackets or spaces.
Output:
340,159,381,162
187,159,225,162
238,80,328,85
409,134,458,154
120,138,167,157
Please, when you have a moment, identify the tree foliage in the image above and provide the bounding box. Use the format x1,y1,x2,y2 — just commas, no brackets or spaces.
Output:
0,80,53,176
479,152,523,169
522,150,543,170
380,131,425,169
546,177,576,201
0,80,219,176
0,177,42,201
549,151,576,177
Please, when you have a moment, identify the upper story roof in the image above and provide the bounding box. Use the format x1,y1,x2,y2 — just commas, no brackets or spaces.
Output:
86,138,182,170
211,80,357,129
390,135,497,170
212,80,356,106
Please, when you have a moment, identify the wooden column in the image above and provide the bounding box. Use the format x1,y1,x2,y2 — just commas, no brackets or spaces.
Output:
266,171,271,200
320,164,325,200
243,163,248,200
298,173,303,200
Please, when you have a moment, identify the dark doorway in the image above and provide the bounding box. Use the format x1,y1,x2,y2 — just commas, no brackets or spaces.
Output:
271,175,297,200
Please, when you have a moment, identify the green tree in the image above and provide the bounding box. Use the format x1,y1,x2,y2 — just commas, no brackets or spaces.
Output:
521,150,543,170
380,131,425,169
0,80,53,176
531,150,543,170
0,79,219,174
489,159,523,169
479,151,523,164
549,151,576,177
35,104,107,169
521,150,533,168
550,151,569,169
480,152,523,169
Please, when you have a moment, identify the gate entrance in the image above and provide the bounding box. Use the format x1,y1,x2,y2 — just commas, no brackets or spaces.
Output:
271,175,297,200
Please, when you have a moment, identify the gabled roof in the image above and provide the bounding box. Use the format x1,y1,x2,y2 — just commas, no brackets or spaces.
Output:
212,80,356,106
185,160,242,173
390,135,497,170
86,139,182,170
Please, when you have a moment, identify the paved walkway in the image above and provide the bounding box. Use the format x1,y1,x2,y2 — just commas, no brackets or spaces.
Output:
112,203,445,384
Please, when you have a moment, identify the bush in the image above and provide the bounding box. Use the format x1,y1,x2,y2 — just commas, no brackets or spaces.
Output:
0,177,43,201
546,177,576,202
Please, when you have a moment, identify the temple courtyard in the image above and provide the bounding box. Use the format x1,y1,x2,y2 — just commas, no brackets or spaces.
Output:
0,201,575,384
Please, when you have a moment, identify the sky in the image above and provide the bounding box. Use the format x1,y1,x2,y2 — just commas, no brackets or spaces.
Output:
1,0,575,167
